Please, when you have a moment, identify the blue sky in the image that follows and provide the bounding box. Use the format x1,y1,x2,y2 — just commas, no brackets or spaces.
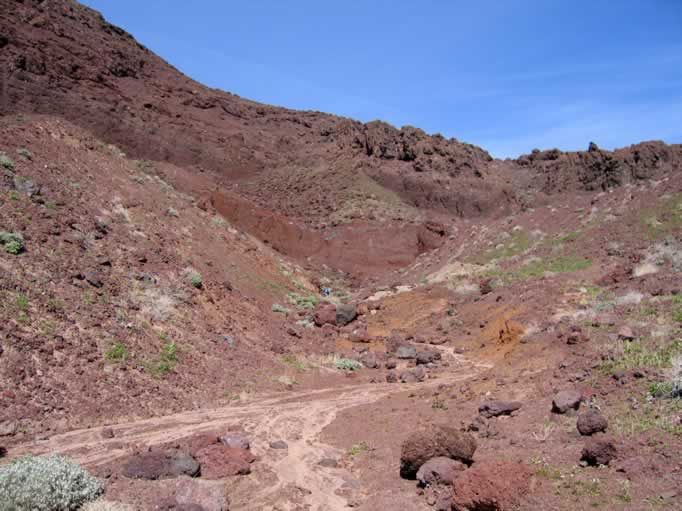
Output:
81,0,682,158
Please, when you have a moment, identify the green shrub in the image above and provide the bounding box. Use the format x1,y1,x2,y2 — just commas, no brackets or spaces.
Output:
0,232,24,254
105,342,128,362
0,455,104,510
16,148,33,161
271,303,290,314
187,270,203,289
0,152,15,171
335,358,362,371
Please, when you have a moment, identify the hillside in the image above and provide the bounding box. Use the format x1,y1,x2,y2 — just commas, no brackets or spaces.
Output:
1,1,682,511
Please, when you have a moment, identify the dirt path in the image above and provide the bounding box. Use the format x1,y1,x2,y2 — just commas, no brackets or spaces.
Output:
10,363,480,511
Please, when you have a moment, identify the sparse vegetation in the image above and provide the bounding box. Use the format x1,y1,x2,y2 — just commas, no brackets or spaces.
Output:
335,358,362,371
431,397,448,410
105,342,128,363
0,455,104,511
347,441,370,457
271,303,290,314
600,338,682,375
287,292,319,310
146,342,178,377
515,255,592,280
0,231,25,254
282,355,308,371
187,270,203,289
16,148,33,161
296,318,315,329
0,152,15,171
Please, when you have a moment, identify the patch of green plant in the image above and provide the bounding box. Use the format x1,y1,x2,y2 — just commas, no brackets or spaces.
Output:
45,200,57,210
347,441,369,457
648,381,673,398
287,292,319,310
282,355,308,371
16,148,33,161
14,293,29,312
0,455,104,510
296,319,315,329
134,160,154,174
0,152,15,171
146,342,178,376
641,192,682,238
105,342,128,362
553,229,581,244
211,216,227,227
0,232,24,255
475,229,531,264
157,330,169,341
8,190,20,201
188,270,203,289
530,457,562,481
609,397,682,437
46,298,64,314
335,358,362,371
672,295,682,323
515,255,592,280
600,338,682,375
271,303,290,314
432,397,448,410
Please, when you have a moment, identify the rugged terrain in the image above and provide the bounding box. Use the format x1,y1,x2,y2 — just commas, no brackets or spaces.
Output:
1,1,682,510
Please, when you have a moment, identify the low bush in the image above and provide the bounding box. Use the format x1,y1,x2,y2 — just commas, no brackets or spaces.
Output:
335,358,362,371
0,231,24,255
0,455,104,510
0,152,15,171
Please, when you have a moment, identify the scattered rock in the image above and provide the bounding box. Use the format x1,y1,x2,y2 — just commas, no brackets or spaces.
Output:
319,458,338,468
395,345,417,359
336,304,358,326
13,176,41,197
123,449,200,480
385,358,397,370
173,476,229,511
577,410,608,436
313,303,337,326
386,371,398,383
416,456,466,487
452,460,532,511
617,326,635,341
359,351,379,369
84,270,104,288
416,351,440,365
478,400,522,418
400,426,477,479
0,421,18,437
552,390,582,414
194,445,255,479
270,440,288,450
581,436,617,466
219,432,250,450
101,427,115,439
400,366,427,383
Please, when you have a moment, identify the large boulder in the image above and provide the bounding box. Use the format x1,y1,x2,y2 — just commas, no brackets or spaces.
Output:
336,304,358,326
581,436,617,466
123,449,200,480
400,426,477,479
478,400,522,418
452,460,532,511
577,410,608,436
416,456,466,487
313,303,337,326
174,476,229,511
194,445,255,479
219,432,250,450
551,390,582,414
395,345,417,359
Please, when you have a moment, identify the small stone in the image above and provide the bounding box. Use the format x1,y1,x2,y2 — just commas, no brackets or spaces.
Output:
220,432,250,450
552,390,582,414
318,458,338,468
617,326,635,341
479,400,522,418
270,440,288,449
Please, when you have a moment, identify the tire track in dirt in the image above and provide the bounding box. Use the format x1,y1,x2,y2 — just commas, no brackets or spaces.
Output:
9,365,480,511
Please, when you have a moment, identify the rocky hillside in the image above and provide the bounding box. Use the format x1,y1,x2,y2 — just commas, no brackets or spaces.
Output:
1,2,682,511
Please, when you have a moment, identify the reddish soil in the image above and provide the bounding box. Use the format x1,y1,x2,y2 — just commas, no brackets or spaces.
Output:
1,2,682,511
